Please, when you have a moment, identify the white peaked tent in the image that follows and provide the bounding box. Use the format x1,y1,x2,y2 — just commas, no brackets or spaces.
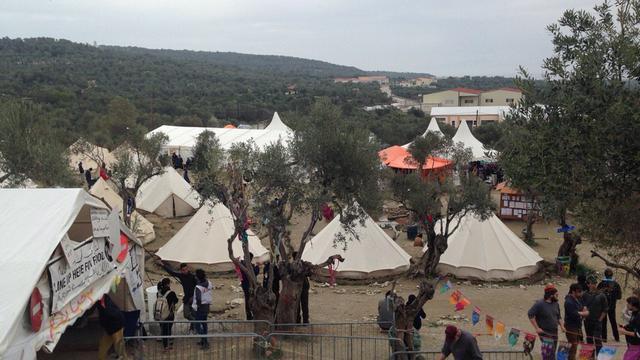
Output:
156,201,269,271
302,210,411,279
264,112,292,132
451,120,494,161
423,214,542,281
136,167,200,218
90,178,156,244
402,117,444,148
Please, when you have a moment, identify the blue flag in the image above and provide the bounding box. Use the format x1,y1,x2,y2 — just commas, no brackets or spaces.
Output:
471,307,480,326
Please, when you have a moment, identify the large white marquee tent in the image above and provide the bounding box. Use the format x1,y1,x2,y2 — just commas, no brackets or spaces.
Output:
423,213,542,281
135,167,201,218
147,112,293,158
156,201,269,271
302,209,411,280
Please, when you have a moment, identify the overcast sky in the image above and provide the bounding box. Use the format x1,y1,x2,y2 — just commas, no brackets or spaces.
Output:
0,0,597,77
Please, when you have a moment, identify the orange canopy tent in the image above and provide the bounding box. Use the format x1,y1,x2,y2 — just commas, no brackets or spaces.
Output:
378,145,452,176
223,124,237,129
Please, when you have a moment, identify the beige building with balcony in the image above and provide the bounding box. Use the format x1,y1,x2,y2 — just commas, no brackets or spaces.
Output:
430,106,511,128
422,87,522,112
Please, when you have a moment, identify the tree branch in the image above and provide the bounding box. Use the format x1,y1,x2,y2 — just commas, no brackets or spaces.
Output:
296,208,319,258
591,250,640,279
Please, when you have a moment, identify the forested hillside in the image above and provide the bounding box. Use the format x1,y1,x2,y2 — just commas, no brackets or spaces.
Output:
0,37,389,146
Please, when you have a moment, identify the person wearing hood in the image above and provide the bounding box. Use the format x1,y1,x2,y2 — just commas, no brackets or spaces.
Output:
598,268,622,342
528,284,564,359
192,269,213,349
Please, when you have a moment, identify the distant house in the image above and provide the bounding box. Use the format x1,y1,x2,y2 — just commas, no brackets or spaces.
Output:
334,76,389,85
396,77,437,87
285,84,297,95
430,106,511,128
422,87,522,112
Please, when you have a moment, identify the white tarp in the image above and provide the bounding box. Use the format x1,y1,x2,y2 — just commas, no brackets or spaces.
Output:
302,210,411,279
0,189,107,358
147,112,293,158
135,167,200,218
423,213,542,281
90,178,156,244
451,120,495,161
156,201,269,271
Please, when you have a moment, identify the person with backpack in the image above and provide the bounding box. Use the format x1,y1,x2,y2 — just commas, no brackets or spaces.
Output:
154,278,178,351
193,269,213,349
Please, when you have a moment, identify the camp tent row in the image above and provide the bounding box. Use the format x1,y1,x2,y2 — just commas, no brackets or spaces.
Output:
135,167,201,218
146,112,293,158
156,201,269,271
0,189,145,359
90,178,156,244
423,213,542,281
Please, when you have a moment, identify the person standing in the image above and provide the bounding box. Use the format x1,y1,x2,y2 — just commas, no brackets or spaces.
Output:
437,325,483,359
619,297,640,360
297,276,310,324
564,283,589,360
528,284,564,359
85,168,96,189
78,161,84,175
99,162,109,180
193,269,213,349
407,294,427,351
156,278,179,351
623,289,640,326
156,260,198,331
598,268,622,342
96,295,129,360
583,275,609,355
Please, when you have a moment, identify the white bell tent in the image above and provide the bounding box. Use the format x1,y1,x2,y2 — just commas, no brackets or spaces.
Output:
423,213,542,281
302,209,411,280
135,167,200,218
156,201,269,271
402,117,444,148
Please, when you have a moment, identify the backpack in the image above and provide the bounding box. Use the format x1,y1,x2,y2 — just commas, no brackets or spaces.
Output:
154,292,172,321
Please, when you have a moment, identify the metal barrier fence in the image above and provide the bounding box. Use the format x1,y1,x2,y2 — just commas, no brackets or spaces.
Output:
266,333,403,360
142,320,391,338
126,333,263,360
389,350,529,360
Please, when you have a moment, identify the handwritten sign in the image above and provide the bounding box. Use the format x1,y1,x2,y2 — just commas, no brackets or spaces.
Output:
124,244,145,312
90,208,110,238
107,210,123,262
48,237,114,313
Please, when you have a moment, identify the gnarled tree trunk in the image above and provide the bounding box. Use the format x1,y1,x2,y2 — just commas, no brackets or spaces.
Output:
390,280,435,360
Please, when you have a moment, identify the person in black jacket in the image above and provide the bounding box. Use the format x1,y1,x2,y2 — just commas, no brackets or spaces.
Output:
85,168,96,189
156,260,197,331
598,268,623,342
407,294,427,331
96,295,128,360
158,278,179,350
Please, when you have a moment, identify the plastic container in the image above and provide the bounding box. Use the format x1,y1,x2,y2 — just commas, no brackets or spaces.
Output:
145,285,158,321
556,256,571,277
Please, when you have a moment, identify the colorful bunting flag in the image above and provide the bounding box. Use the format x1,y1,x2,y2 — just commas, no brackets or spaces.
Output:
494,321,505,340
455,298,471,312
578,343,595,360
523,332,537,356
449,290,462,305
439,280,451,294
485,315,494,335
596,346,617,360
540,337,555,360
556,341,571,360
471,307,480,326
507,328,520,348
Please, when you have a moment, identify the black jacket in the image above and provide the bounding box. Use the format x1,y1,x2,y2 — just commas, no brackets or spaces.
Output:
97,296,124,335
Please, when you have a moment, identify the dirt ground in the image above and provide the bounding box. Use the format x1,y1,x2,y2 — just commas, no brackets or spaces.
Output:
141,191,634,358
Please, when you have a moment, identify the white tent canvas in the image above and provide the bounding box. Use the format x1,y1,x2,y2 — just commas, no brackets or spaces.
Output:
68,140,116,171
147,112,293,158
451,120,494,161
423,214,542,281
302,211,411,279
0,189,144,358
90,178,156,244
136,167,200,218
156,201,269,271
402,117,444,148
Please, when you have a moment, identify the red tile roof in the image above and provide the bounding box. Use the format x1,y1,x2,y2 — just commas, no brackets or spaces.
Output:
450,87,482,95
